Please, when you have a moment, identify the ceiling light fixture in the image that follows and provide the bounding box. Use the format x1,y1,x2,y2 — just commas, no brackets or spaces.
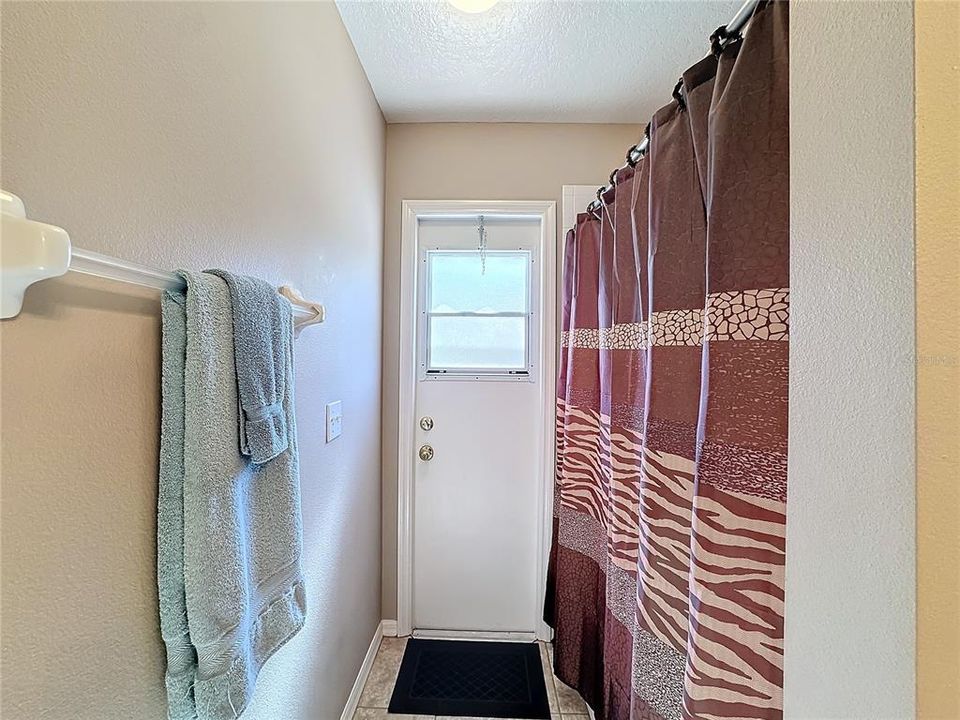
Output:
447,0,499,14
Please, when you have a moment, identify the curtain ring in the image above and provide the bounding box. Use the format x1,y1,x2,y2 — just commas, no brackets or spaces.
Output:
609,169,619,187
672,78,686,111
626,123,651,167
596,184,614,207
710,24,728,56
710,23,741,56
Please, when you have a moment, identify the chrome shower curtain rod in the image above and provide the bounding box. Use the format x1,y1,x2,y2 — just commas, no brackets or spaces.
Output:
585,0,761,213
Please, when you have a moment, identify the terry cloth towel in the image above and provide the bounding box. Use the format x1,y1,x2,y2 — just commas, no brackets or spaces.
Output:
157,270,305,720
207,270,289,464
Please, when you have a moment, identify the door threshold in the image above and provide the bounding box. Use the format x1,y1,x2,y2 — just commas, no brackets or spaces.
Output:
412,628,539,643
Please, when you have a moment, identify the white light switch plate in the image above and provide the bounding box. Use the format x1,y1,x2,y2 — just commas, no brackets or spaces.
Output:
325,400,342,442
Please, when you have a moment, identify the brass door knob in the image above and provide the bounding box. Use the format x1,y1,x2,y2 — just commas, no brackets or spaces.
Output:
418,444,434,461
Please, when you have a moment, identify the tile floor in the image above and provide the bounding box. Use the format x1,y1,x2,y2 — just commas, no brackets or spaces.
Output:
353,637,591,720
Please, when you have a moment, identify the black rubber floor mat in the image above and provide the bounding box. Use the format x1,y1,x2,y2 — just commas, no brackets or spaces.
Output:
387,639,551,719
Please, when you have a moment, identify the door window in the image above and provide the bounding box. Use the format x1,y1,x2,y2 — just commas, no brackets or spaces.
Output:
422,250,533,378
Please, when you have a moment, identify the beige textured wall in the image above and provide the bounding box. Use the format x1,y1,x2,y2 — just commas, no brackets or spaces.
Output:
0,3,384,719
916,1,960,716
786,2,916,715
381,122,640,617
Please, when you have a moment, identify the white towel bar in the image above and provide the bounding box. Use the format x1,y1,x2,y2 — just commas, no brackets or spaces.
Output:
0,190,325,329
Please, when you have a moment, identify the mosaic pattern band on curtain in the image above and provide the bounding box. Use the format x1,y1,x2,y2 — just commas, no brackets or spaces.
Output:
545,3,789,720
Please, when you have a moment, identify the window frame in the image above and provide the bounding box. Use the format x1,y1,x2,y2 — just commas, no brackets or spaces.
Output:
418,248,537,382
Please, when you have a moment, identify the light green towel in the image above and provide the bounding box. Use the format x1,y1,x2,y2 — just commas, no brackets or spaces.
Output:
158,271,305,720
158,289,196,719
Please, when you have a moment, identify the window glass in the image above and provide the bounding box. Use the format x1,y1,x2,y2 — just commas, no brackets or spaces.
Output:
429,253,528,314
429,316,527,370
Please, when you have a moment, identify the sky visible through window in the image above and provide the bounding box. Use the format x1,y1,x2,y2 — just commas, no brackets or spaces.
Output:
428,252,529,370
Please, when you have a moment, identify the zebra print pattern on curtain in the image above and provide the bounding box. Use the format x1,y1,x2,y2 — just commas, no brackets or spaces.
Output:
545,3,789,719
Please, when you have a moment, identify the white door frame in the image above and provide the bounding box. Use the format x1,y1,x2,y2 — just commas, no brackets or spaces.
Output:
397,199,557,640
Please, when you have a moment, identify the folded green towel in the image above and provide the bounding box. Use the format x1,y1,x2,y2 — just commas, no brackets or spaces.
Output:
207,269,292,464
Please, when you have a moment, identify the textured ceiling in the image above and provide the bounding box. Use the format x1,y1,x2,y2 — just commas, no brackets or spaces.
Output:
335,0,743,123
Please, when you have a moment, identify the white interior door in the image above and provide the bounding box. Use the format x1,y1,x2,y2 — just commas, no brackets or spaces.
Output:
411,215,545,636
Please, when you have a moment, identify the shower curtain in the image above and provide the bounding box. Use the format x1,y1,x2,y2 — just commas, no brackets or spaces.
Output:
546,3,788,719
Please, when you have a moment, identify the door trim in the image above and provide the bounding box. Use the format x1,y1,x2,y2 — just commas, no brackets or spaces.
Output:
397,200,557,640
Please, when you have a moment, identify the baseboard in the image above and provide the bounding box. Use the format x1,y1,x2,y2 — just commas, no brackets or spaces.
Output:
381,619,398,637
340,620,388,720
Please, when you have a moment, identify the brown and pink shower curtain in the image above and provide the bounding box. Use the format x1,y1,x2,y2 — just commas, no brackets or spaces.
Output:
545,3,788,719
